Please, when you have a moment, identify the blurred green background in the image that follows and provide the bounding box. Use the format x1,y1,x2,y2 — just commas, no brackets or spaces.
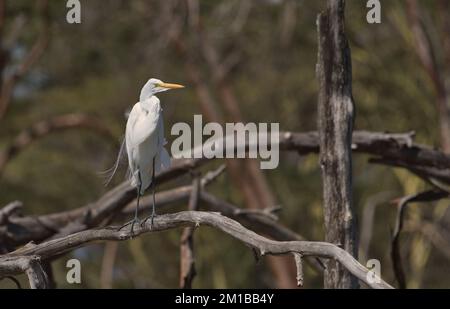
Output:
0,0,449,288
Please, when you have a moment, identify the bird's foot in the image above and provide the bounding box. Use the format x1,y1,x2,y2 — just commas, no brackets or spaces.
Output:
141,213,156,230
117,218,141,237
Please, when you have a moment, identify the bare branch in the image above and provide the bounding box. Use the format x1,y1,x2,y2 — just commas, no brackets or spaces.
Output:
369,157,450,185
0,201,23,225
0,167,324,278
179,176,200,289
199,191,325,273
283,130,450,173
0,255,49,289
293,252,304,287
41,260,55,289
26,257,49,289
0,158,206,248
391,190,449,288
3,211,393,289
3,130,448,248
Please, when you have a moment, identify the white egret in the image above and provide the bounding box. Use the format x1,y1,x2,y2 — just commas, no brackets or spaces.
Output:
120,78,184,233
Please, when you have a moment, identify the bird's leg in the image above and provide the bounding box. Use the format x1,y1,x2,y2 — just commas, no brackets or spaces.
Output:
151,157,156,228
142,158,156,229
118,170,142,236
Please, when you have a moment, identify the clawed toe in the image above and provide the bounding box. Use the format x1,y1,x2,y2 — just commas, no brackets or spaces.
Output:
117,218,141,236
141,214,156,229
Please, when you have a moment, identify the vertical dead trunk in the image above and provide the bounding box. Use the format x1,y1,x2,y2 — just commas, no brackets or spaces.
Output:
316,0,358,289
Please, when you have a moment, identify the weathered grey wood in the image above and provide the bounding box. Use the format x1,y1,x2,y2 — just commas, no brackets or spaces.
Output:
293,252,304,287
0,157,206,247
25,258,49,289
0,255,49,289
3,211,393,289
179,177,200,289
1,130,448,250
316,0,358,288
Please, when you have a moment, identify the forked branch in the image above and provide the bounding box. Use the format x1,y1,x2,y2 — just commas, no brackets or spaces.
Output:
2,211,393,289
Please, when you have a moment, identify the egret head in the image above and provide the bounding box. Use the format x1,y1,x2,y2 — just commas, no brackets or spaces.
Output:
140,78,184,101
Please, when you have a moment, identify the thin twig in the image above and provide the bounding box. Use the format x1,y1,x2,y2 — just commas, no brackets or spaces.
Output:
179,176,200,288
293,252,304,287
391,190,449,288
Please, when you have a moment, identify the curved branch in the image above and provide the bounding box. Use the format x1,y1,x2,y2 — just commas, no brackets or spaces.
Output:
391,190,449,288
4,211,393,289
0,255,49,289
2,130,449,248
0,113,116,175
0,157,206,247
179,176,200,288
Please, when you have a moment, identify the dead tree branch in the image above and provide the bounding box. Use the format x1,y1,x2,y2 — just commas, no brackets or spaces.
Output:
293,252,304,287
2,211,393,289
283,130,450,172
179,176,200,288
199,191,325,273
2,130,449,248
0,164,324,274
0,255,49,289
391,189,449,288
0,158,206,248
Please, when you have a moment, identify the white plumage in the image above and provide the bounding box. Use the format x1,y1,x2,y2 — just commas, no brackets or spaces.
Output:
119,77,184,231
126,96,170,194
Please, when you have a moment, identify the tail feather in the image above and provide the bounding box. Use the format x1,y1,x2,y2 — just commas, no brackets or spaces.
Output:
97,137,127,187
156,147,171,173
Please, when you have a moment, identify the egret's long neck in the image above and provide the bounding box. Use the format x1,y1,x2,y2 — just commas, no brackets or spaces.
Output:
140,95,159,112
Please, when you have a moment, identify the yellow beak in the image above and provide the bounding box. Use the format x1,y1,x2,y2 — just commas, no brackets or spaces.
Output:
157,82,185,89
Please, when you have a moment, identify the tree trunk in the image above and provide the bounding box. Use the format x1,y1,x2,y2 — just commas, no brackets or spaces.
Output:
316,0,358,289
